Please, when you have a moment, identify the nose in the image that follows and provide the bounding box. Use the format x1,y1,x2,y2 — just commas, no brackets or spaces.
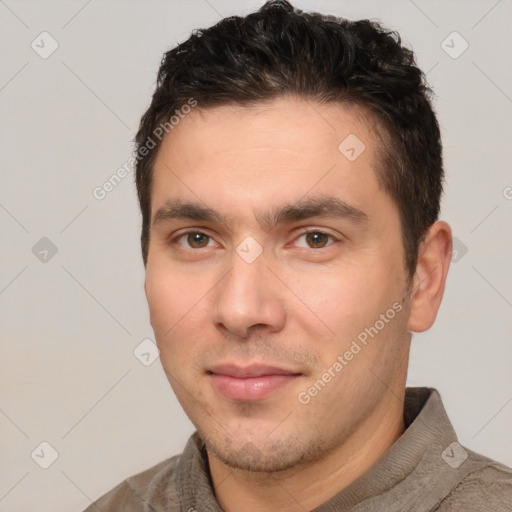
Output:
211,252,287,339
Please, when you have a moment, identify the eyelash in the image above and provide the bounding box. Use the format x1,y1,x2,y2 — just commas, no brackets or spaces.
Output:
170,229,339,250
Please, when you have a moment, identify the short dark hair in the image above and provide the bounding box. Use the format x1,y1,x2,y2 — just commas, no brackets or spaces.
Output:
135,0,443,277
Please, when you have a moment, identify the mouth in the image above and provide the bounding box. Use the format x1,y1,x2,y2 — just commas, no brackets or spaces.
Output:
207,363,302,401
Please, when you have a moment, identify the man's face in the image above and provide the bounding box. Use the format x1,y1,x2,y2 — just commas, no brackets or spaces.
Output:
145,97,413,472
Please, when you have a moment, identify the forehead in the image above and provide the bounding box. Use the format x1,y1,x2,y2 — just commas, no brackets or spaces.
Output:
150,97,391,225
158,97,382,165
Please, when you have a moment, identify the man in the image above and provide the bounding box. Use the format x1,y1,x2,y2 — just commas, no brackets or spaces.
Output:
86,1,512,510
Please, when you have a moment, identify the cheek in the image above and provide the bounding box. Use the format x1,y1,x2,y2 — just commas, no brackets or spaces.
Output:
286,263,381,338
146,258,204,331
145,262,214,366
145,268,179,334
285,258,406,365
146,263,194,345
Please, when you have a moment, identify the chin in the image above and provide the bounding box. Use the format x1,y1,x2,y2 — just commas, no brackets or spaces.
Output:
201,426,332,473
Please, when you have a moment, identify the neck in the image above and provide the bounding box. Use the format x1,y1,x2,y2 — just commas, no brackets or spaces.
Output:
208,389,406,512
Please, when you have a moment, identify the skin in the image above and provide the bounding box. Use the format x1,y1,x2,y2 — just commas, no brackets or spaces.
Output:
144,97,452,512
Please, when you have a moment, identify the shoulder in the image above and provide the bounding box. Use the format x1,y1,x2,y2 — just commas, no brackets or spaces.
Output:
436,449,512,512
82,455,182,512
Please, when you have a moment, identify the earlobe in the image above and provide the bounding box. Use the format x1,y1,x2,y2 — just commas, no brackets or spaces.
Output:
144,274,149,300
407,221,452,333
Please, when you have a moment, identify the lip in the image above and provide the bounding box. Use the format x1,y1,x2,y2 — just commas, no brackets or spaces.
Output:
208,364,301,401
209,364,298,378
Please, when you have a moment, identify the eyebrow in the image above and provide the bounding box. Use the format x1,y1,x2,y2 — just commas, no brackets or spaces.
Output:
151,196,368,230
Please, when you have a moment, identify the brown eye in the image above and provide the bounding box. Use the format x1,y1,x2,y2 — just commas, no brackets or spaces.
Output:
305,232,330,248
186,232,210,248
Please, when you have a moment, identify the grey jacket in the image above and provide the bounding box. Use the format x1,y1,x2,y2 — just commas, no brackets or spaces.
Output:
84,387,512,511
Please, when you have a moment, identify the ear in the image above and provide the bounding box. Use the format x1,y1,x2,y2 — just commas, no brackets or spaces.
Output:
407,221,452,333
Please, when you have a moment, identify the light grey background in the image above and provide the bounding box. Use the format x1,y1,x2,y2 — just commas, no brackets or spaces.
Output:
1,1,511,511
